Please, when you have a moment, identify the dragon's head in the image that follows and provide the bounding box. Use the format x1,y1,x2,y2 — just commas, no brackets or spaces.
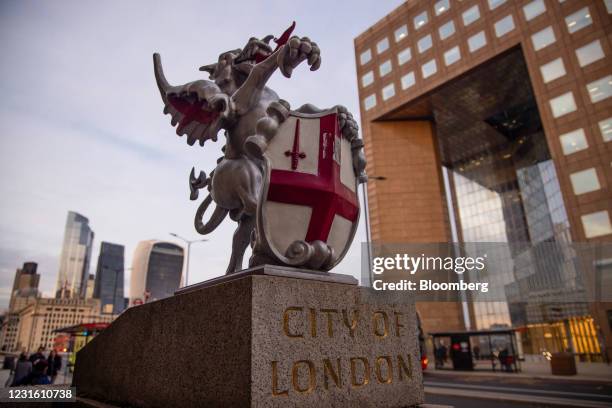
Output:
199,36,274,94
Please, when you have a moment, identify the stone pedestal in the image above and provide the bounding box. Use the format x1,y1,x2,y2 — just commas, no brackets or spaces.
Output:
73,265,424,407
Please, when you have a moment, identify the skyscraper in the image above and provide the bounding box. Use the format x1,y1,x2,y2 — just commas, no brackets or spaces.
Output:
56,211,94,299
129,240,184,306
10,262,40,310
355,1,612,360
1,262,42,351
94,242,125,314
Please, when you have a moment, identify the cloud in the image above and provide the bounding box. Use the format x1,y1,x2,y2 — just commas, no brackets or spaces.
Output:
0,0,404,308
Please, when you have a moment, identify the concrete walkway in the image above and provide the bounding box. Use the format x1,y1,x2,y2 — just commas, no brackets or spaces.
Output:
428,360,612,383
0,367,72,387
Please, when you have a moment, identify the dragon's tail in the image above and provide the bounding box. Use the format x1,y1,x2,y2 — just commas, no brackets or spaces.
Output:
194,194,228,235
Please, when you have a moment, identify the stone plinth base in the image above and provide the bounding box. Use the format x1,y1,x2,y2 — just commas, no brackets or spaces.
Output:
73,265,424,407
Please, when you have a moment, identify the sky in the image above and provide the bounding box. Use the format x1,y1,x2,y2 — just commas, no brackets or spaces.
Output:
0,0,405,309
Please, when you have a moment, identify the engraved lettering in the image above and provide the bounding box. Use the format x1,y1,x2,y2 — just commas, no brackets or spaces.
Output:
323,358,342,389
271,361,289,396
350,357,370,387
394,312,404,337
321,308,338,337
375,356,393,384
283,307,304,338
292,360,316,394
309,308,317,338
397,354,412,381
372,311,389,338
341,309,359,337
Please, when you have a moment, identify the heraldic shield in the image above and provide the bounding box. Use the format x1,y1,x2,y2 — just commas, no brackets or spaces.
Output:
254,107,360,271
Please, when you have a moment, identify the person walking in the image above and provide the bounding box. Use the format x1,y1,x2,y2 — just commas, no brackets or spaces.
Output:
28,360,51,385
47,350,62,384
28,347,45,365
10,353,32,386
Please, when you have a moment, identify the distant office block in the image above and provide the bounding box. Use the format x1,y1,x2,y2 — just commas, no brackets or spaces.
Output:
94,242,125,314
56,211,94,299
129,240,184,306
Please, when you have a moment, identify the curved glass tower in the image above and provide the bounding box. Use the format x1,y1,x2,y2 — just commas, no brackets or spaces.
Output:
129,240,184,306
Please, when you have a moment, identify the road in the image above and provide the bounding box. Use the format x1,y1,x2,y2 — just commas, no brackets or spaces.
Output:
424,371,612,408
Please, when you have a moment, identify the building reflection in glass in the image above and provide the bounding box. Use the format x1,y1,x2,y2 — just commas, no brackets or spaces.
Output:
432,48,600,360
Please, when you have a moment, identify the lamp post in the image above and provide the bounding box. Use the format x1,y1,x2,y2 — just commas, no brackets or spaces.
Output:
169,233,208,287
361,175,386,285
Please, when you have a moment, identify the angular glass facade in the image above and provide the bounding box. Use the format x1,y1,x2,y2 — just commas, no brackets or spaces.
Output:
56,211,94,299
433,49,601,360
94,242,125,314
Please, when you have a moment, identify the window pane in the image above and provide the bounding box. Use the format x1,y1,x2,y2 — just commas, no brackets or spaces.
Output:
462,5,480,26
587,75,612,103
549,92,577,118
439,20,456,40
565,7,592,34
581,211,612,238
360,49,372,65
377,38,389,54
570,168,600,195
495,15,515,38
395,25,408,42
382,83,396,100
523,0,546,21
435,0,450,15
575,40,605,67
488,0,506,10
379,60,392,77
414,11,429,30
398,48,412,65
598,117,612,142
417,34,433,53
468,31,487,52
531,27,556,51
401,72,416,89
560,128,589,155
364,94,376,110
361,71,374,87
540,58,566,83
421,59,437,78
444,46,461,66
606,0,612,14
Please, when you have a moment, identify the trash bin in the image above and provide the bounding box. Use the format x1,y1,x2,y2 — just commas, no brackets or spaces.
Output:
550,352,577,375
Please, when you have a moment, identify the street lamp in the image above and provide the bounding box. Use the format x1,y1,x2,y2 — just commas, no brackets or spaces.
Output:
361,175,387,286
169,233,208,287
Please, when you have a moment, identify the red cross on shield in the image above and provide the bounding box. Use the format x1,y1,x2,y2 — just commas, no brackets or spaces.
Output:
257,107,360,269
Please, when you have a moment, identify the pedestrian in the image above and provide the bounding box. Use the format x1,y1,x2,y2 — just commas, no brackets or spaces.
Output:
29,346,46,365
10,353,32,387
473,345,480,360
434,342,447,369
30,359,51,385
498,348,509,372
47,350,62,384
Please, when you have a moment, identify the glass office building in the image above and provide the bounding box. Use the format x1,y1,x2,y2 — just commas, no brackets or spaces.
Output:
94,242,125,314
355,0,612,361
56,211,94,299
129,240,184,306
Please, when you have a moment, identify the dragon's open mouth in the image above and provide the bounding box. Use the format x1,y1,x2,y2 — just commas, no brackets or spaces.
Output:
235,42,273,65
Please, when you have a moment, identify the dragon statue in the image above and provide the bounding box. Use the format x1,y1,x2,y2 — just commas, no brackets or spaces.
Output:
154,23,366,275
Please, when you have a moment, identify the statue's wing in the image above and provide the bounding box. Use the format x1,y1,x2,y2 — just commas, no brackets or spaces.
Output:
153,53,226,147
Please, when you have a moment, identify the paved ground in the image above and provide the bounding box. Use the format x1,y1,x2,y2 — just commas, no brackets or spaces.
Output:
434,359,612,382
424,370,612,408
426,393,563,408
0,366,72,387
